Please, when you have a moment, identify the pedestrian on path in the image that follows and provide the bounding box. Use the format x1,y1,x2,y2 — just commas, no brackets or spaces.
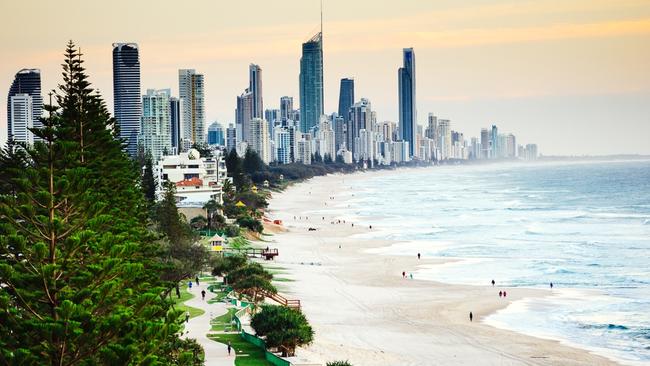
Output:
195,276,200,285
185,311,190,323
188,281,193,290
469,312,473,322
201,290,206,301
227,341,232,356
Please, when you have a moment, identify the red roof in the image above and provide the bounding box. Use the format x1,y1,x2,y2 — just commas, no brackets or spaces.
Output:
176,177,203,187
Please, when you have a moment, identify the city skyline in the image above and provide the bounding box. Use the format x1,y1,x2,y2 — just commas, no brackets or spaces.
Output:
1,0,650,155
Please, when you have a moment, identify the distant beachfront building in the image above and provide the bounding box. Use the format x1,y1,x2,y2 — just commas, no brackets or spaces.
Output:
274,127,291,164
490,125,499,159
348,98,372,161
236,89,253,142
169,97,183,154
139,89,172,163
480,128,489,159
7,68,42,143
248,118,270,163
437,119,451,160
299,32,324,133
112,43,142,156
207,122,225,146
9,94,34,144
226,124,237,152
249,64,263,119
315,117,336,160
296,134,312,164
398,48,416,157
280,96,293,124
178,69,205,149
506,133,517,158
265,108,280,137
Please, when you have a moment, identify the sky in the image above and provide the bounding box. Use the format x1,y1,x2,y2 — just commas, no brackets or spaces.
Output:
1,0,649,156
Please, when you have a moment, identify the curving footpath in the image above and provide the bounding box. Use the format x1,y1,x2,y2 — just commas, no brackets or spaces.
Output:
182,281,234,366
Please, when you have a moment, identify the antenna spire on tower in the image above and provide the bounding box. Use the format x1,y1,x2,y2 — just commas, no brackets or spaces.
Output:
320,0,323,36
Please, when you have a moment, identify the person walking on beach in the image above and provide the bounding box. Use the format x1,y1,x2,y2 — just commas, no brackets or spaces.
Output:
550,282,553,289
402,271,406,278
499,291,502,297
201,289,206,301
417,253,421,260
503,291,507,297
227,341,232,356
491,279,495,286
469,312,473,322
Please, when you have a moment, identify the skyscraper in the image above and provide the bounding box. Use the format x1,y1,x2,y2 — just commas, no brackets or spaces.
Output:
248,118,270,163
9,94,34,144
112,43,142,156
7,69,42,143
398,48,416,157
249,64,263,118
226,124,237,152
480,128,489,159
348,98,372,161
207,121,225,146
299,32,324,133
138,89,172,163
338,78,354,122
178,69,205,148
170,97,182,154
236,89,253,142
280,96,293,124
490,125,499,159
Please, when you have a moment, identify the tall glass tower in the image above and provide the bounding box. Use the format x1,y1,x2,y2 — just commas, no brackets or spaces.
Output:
299,32,323,134
338,78,354,120
178,69,205,148
249,64,263,119
7,69,42,142
112,43,142,157
398,48,416,157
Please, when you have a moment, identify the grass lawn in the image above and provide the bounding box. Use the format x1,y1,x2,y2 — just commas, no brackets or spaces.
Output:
172,285,205,319
211,308,237,331
272,277,294,282
208,333,272,366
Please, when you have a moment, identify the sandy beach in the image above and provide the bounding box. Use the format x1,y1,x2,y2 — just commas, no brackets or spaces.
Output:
261,169,618,366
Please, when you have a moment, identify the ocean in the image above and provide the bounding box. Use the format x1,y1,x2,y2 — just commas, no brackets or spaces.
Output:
325,160,650,365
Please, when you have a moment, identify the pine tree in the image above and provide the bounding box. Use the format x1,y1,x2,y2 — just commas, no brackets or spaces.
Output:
0,41,199,365
142,152,158,204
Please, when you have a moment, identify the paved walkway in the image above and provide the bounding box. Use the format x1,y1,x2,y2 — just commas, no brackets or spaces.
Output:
182,281,235,366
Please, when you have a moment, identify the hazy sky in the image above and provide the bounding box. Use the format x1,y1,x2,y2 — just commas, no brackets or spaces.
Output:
1,0,649,155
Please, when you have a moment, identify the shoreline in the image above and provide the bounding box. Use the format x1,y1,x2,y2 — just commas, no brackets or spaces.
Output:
260,169,619,366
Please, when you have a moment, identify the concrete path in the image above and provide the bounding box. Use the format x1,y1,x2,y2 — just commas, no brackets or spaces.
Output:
182,281,235,366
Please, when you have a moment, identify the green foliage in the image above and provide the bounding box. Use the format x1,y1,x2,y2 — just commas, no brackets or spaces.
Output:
0,41,199,365
142,152,158,204
155,181,209,285
327,362,353,366
208,333,273,365
211,255,247,277
243,148,265,177
250,305,314,357
191,143,212,158
237,215,264,233
190,215,208,230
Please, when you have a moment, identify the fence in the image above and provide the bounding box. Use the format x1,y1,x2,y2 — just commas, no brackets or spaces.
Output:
233,303,292,366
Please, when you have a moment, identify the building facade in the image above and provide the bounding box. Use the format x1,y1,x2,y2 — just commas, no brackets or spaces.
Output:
112,43,142,156
9,94,34,144
7,69,42,143
398,48,416,157
178,69,205,148
299,32,324,133
139,88,172,163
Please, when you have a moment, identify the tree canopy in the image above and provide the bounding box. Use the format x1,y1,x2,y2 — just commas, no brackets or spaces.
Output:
250,305,314,357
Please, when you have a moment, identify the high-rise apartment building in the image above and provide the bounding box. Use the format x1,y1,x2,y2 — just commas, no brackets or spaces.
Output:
490,125,499,159
437,119,451,160
338,78,354,122
249,64,263,119
9,94,34,144
208,122,225,146
178,69,205,148
112,43,142,156
7,69,42,143
139,89,172,163
280,96,293,124
236,90,253,142
398,48,416,157
248,118,270,163
348,98,372,161
480,128,489,159
170,97,182,154
299,32,324,133
226,124,237,153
